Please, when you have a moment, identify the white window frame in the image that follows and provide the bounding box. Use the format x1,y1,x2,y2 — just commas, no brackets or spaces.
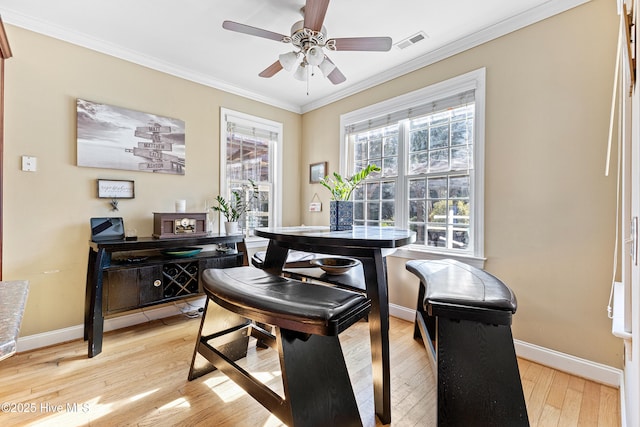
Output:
220,108,283,238
339,68,486,266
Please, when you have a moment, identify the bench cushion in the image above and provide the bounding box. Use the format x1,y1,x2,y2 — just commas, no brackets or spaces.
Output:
406,259,516,324
202,266,370,336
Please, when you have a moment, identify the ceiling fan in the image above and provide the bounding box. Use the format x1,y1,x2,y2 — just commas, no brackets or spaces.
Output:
222,0,392,85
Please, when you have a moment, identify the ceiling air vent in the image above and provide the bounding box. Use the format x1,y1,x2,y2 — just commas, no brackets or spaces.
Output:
396,31,428,50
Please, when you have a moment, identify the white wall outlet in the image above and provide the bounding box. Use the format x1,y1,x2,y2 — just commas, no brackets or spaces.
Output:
21,155,37,172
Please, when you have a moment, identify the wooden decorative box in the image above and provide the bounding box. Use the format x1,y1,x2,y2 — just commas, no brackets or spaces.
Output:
152,212,208,239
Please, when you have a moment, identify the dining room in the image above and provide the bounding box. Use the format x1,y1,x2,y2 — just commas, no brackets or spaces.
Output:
0,0,632,425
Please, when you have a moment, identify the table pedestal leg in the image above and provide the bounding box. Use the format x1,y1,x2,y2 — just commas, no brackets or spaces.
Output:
360,250,391,424
261,240,288,275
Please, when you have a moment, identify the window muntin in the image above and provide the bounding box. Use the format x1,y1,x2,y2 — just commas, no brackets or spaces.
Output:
221,109,282,235
408,104,474,250
353,124,399,227
226,131,271,229
342,69,484,258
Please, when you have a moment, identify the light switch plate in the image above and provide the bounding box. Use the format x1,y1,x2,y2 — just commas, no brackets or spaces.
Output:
21,156,37,172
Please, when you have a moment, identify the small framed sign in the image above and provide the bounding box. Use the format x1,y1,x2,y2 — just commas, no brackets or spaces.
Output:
97,179,135,199
309,202,322,212
309,192,322,212
310,162,327,184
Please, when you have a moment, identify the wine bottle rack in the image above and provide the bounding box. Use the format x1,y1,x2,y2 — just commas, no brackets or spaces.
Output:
163,261,199,298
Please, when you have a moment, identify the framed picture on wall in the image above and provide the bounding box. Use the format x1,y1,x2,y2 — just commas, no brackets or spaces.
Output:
310,162,327,184
77,99,186,175
97,179,135,199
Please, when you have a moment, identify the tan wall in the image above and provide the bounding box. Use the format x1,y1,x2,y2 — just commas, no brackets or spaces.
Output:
2,25,302,336
301,0,623,367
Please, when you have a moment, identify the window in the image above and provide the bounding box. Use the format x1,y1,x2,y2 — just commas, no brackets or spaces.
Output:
341,69,485,259
220,108,282,235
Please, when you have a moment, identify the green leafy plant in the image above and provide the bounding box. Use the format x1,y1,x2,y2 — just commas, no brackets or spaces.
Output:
320,164,381,201
211,180,258,222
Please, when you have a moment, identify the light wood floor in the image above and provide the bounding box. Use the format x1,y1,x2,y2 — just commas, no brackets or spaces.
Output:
0,315,620,426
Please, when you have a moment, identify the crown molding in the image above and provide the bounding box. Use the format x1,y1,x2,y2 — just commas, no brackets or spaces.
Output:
1,0,589,115
0,10,303,113
300,0,590,113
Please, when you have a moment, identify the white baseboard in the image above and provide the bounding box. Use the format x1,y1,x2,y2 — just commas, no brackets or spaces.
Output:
389,302,416,322
16,297,206,353
17,301,623,389
513,339,622,387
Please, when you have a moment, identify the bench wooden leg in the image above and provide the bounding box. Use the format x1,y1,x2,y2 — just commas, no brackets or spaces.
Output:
414,284,437,366
279,328,362,427
436,317,529,426
189,316,362,426
188,299,252,381
414,283,436,340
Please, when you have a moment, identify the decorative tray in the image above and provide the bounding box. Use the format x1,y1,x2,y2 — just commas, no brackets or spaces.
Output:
160,247,203,258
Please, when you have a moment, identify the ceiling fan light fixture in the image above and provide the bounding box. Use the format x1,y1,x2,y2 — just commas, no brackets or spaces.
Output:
318,58,336,78
293,63,307,81
278,51,299,71
306,46,324,66
222,1,391,87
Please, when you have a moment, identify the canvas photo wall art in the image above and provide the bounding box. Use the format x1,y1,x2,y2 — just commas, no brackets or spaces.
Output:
77,99,186,174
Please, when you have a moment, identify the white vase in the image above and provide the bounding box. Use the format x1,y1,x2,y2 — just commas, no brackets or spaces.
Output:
224,221,239,235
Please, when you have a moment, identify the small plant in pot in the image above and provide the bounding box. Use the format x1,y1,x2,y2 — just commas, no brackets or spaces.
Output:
211,180,258,235
320,164,381,231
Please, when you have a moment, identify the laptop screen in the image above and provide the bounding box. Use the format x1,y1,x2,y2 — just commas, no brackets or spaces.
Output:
90,217,125,241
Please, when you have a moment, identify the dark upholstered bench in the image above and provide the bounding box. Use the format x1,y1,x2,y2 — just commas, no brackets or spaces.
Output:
406,259,528,426
188,266,371,427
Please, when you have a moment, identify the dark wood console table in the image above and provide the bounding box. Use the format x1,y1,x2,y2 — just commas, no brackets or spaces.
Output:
84,235,247,358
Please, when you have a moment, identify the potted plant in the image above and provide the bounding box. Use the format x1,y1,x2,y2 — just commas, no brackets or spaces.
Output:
320,164,381,231
211,180,258,235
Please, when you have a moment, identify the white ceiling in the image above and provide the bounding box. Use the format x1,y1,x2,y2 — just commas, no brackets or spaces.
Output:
0,0,588,113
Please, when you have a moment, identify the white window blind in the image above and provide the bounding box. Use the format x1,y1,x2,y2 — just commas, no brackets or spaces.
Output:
220,108,283,234
340,68,485,259
345,89,475,134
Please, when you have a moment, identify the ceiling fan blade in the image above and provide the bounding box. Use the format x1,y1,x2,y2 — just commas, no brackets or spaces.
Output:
323,57,346,84
304,0,330,32
327,67,346,84
222,20,288,42
330,37,393,51
259,60,284,78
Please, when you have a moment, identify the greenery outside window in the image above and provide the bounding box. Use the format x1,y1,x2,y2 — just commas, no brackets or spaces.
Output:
220,108,282,235
341,69,485,260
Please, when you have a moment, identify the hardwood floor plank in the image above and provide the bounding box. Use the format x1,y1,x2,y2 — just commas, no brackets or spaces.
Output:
539,404,561,427
578,380,602,426
522,359,544,401
558,387,583,427
568,375,587,393
598,384,621,427
527,364,555,425
0,315,620,427
547,370,571,409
